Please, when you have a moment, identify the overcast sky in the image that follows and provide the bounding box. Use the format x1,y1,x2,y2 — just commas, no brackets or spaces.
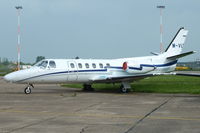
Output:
0,0,200,63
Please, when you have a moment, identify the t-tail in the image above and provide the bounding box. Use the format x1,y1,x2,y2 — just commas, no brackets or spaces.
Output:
163,27,195,60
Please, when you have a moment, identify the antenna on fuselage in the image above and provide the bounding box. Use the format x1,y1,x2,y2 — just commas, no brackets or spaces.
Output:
75,56,80,59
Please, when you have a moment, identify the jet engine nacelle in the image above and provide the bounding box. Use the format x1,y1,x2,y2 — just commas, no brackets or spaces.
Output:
122,62,155,74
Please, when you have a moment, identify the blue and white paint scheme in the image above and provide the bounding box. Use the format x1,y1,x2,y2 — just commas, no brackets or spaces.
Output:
4,27,195,94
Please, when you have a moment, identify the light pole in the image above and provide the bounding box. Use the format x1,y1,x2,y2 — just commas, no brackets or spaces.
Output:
15,6,22,70
157,5,165,53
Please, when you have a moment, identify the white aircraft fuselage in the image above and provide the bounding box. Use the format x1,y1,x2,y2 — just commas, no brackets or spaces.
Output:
5,55,175,84
3,27,195,94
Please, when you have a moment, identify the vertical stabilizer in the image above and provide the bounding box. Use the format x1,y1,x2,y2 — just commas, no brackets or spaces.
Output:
165,27,188,56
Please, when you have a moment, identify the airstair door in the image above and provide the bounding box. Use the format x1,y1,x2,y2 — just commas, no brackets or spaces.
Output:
67,61,78,82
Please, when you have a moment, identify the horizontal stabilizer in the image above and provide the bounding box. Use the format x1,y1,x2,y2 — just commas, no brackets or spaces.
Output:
151,52,159,55
167,51,196,60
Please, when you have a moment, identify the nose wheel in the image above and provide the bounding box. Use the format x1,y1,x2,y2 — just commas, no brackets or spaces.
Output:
24,84,34,94
24,86,31,94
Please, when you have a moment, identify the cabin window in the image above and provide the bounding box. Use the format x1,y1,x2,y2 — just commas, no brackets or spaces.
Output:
49,61,56,68
99,63,103,68
70,63,75,68
106,63,110,67
92,63,96,68
85,63,89,68
78,63,82,68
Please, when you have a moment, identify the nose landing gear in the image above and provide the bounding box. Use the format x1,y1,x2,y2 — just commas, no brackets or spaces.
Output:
24,86,31,94
24,84,34,94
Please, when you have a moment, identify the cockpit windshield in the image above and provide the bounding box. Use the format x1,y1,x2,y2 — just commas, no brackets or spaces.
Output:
34,60,48,68
34,60,56,69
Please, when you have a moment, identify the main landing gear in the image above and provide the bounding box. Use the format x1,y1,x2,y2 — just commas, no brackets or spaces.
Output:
24,84,34,94
83,84,94,92
120,82,131,93
82,83,131,93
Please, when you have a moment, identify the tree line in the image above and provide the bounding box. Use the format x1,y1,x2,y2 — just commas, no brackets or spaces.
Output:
0,56,45,66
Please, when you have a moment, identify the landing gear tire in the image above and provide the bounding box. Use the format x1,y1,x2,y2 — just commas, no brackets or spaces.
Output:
24,86,32,94
83,84,94,92
120,85,128,93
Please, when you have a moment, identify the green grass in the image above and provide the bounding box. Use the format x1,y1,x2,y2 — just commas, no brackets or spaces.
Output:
0,64,13,76
0,70,13,76
62,75,200,94
132,76,200,94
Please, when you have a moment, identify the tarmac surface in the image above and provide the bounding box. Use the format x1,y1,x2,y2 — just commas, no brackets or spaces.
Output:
0,76,200,133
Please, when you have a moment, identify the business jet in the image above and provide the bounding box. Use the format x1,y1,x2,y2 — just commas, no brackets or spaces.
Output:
4,27,196,94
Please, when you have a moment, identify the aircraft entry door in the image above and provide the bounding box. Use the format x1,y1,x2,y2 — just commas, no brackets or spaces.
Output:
67,61,78,82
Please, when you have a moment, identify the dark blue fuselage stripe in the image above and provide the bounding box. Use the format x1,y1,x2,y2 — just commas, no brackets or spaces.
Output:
17,69,107,82
129,60,177,70
109,60,177,70
17,61,177,82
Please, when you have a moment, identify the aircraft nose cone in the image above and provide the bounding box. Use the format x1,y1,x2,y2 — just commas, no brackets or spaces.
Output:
3,73,16,82
4,74,12,82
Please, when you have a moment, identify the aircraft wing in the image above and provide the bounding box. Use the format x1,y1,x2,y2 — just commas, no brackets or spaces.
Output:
90,74,154,83
175,72,200,77
90,72,200,84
